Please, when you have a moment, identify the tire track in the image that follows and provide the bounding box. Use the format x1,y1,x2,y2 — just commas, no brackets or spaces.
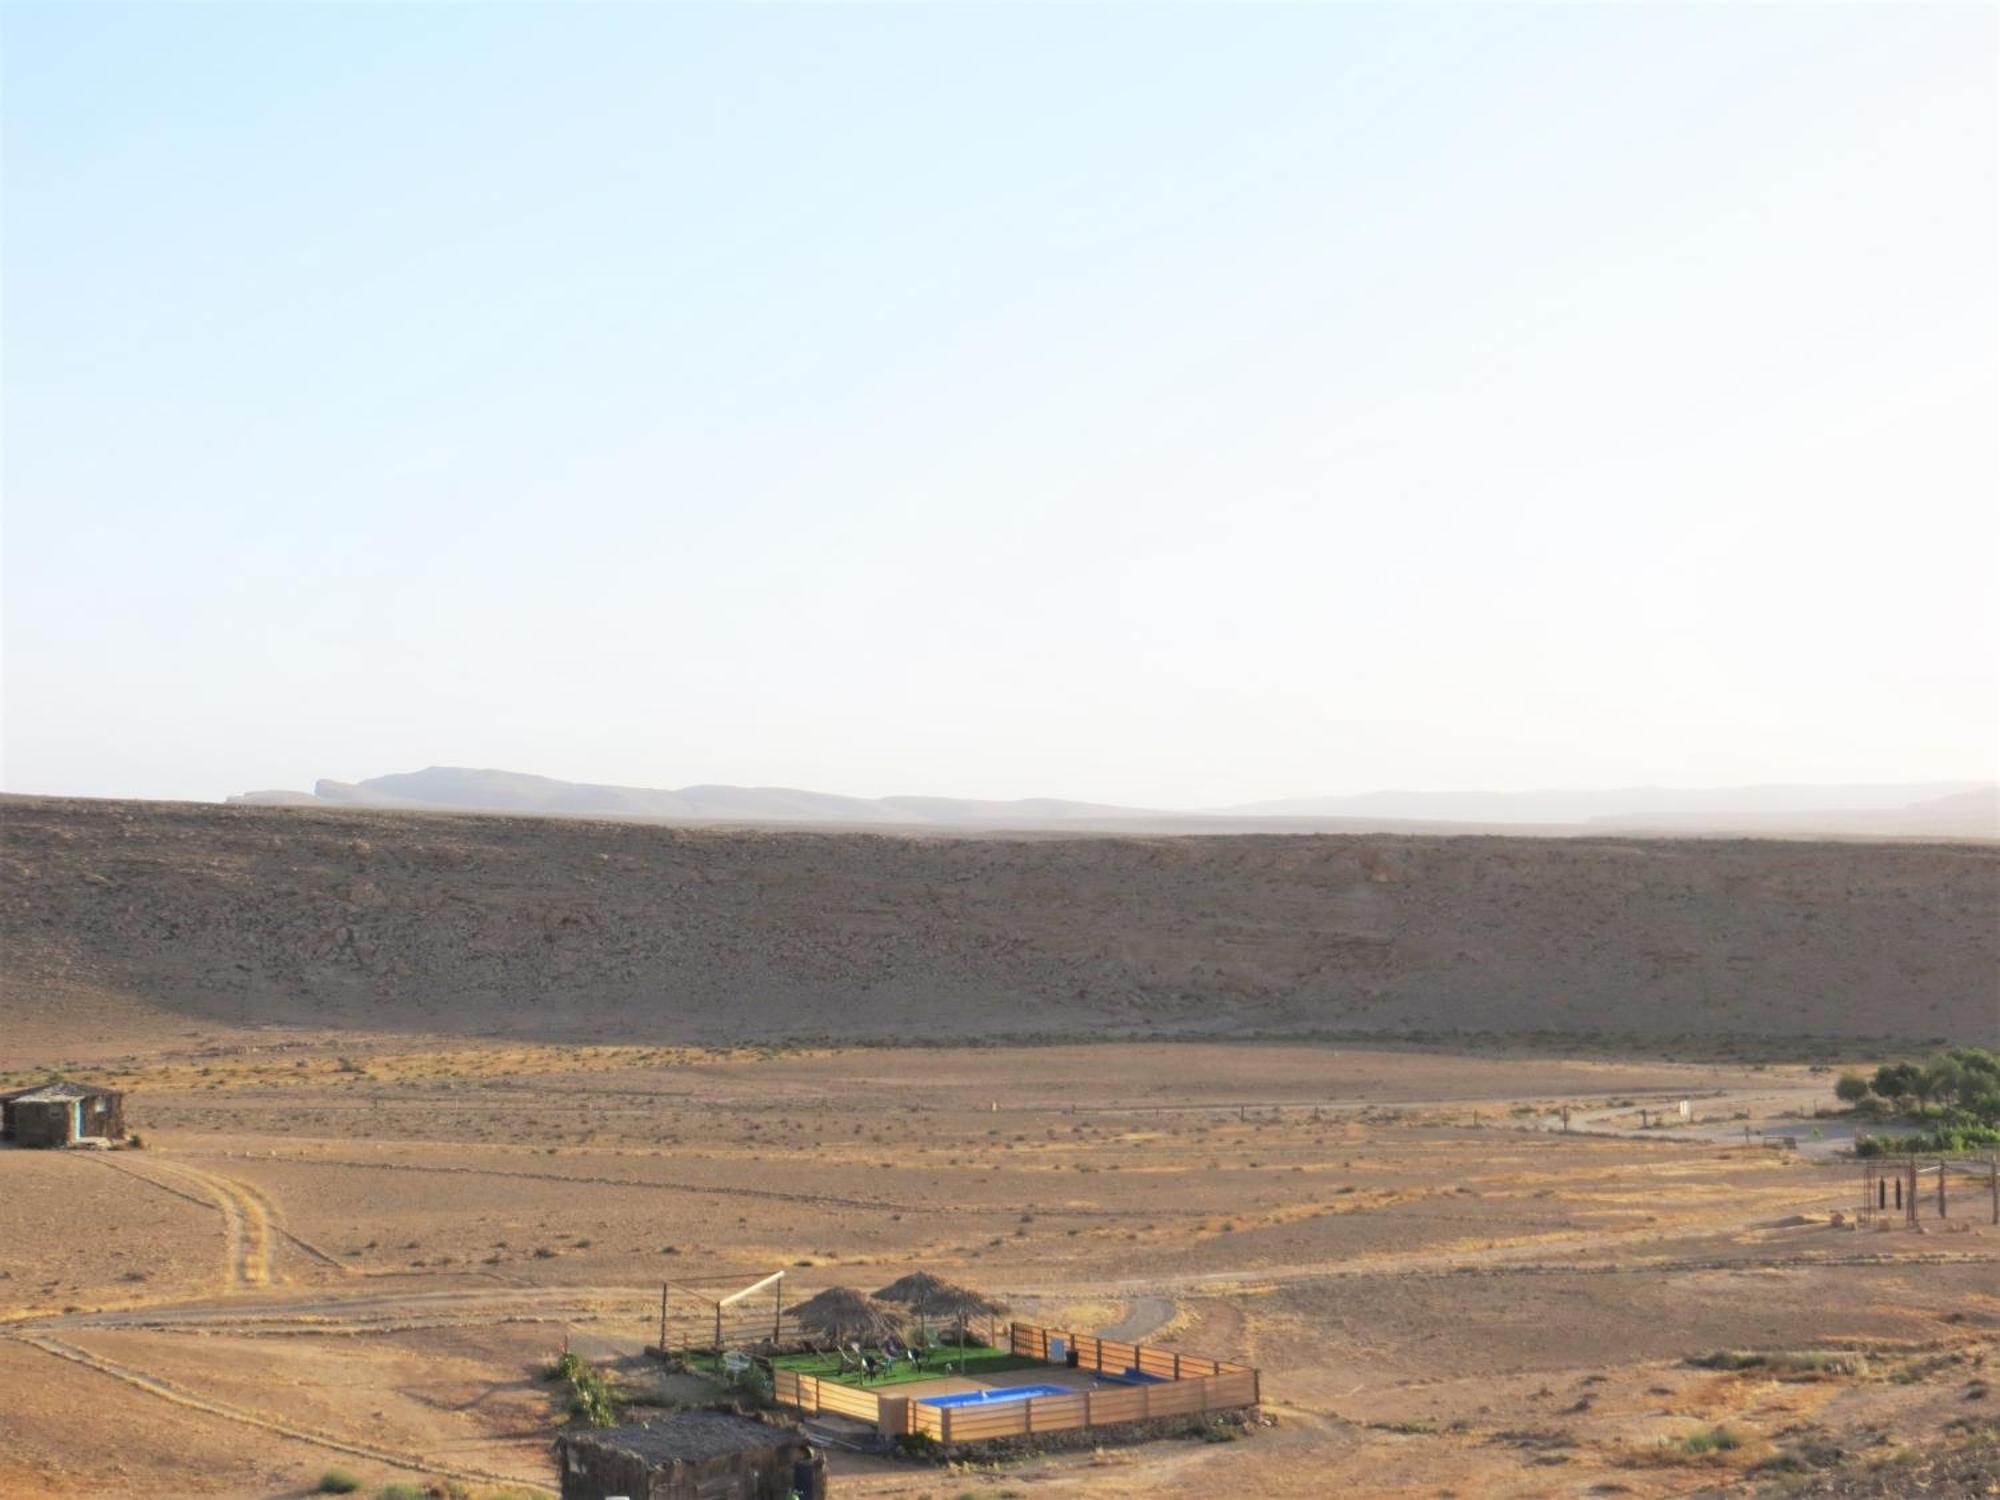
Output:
93,1155,273,1290
33,1283,653,1337
1070,1247,2000,1299
9,1332,550,1493
208,1148,1182,1219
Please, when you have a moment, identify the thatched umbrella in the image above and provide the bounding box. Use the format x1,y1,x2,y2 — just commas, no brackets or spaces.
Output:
785,1287,907,1351
874,1274,1010,1366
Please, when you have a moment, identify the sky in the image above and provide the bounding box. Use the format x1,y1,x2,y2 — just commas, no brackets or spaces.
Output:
3,2,1995,808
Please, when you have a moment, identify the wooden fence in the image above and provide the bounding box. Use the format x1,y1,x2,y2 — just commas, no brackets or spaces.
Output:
772,1369,884,1424
771,1323,1260,1444
911,1366,1260,1444
1009,1323,1254,1385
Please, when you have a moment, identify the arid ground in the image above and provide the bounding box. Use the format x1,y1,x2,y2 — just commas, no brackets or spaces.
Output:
3,1037,1996,1499
2,800,1996,1497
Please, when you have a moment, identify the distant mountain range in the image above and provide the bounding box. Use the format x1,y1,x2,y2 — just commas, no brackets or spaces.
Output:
233,766,1146,825
228,767,2000,839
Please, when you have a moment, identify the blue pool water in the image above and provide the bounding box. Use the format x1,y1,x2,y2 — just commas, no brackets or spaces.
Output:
919,1383,1073,1409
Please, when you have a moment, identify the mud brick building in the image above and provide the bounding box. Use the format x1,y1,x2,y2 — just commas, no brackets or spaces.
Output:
554,1412,825,1500
0,1081,125,1147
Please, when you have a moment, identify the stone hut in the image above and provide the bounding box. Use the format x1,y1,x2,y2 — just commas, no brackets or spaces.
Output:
553,1412,825,1500
1,1081,126,1148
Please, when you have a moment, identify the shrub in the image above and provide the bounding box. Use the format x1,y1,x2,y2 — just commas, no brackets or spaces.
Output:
315,1473,361,1495
1689,1350,1864,1377
1682,1426,1743,1456
566,1365,617,1427
1835,1072,1871,1104
1856,1123,2000,1157
373,1486,424,1500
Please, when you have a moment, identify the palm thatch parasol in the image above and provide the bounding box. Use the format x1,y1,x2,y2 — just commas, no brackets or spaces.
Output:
874,1272,1008,1321
785,1286,907,1349
874,1273,1010,1366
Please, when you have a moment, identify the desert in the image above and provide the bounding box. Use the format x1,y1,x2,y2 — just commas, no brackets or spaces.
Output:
3,797,1996,1497
6,6,1996,1493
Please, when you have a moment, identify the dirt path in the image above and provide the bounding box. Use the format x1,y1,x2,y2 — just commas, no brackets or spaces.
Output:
29,1282,655,1339
7,1331,550,1493
96,1151,356,1286
96,1156,274,1290
1099,1295,1176,1342
1022,1244,2000,1302
191,1147,1198,1220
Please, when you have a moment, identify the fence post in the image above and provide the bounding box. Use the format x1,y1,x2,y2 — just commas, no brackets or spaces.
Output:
1939,1159,1947,1219
658,1283,668,1354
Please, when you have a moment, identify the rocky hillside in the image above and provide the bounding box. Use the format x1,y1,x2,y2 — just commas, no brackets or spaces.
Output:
2,796,1994,1047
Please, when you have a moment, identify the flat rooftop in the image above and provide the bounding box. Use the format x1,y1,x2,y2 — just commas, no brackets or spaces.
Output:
565,1412,800,1465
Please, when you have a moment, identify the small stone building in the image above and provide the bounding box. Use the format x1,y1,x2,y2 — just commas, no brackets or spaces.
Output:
554,1412,825,1500
0,1082,126,1148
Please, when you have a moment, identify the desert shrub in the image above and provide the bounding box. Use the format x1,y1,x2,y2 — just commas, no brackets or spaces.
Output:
315,1472,361,1495
1682,1425,1743,1455
566,1365,617,1427
373,1485,424,1500
1690,1350,1864,1377
728,1362,773,1403
1835,1072,1872,1104
544,1351,583,1382
1752,1451,1810,1474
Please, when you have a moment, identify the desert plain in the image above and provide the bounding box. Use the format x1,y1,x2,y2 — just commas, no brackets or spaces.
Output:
2,798,1997,1498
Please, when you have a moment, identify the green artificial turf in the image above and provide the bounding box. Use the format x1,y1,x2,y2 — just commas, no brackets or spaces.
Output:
769,1347,1046,1388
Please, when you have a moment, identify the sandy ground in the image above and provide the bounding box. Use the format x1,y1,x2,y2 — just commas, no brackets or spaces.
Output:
3,1038,1995,1498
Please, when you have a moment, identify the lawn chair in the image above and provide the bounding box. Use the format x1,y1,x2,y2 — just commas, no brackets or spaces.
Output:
916,1336,956,1384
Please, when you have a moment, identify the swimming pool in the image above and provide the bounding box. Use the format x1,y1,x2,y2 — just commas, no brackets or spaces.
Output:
918,1383,1073,1409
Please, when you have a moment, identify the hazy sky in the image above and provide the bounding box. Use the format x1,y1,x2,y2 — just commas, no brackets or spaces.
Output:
4,3,1995,808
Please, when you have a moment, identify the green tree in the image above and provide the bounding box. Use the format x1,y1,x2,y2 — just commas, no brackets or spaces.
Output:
1834,1072,1871,1105
1870,1062,1920,1112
